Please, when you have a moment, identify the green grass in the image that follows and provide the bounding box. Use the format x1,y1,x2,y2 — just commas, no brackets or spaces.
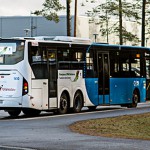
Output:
69,113,150,140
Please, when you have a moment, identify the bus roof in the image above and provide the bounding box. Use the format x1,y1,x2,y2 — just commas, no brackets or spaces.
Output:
12,36,92,44
92,42,150,51
2,36,150,51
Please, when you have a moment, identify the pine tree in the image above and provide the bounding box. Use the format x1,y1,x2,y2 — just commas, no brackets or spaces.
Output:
33,0,71,36
85,0,142,45
34,0,65,23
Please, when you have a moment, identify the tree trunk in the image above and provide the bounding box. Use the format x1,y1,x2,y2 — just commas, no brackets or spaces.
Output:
119,0,123,45
67,0,71,36
74,0,77,37
141,0,146,46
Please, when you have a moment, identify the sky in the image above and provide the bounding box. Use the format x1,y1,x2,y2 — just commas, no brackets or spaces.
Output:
0,0,101,16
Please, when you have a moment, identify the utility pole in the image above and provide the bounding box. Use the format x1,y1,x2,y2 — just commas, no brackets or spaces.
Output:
141,0,146,46
74,0,77,37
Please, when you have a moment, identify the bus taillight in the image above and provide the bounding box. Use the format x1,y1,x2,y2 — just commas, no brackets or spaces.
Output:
23,79,28,95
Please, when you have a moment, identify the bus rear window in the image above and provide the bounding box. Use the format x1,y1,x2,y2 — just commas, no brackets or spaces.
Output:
0,41,24,65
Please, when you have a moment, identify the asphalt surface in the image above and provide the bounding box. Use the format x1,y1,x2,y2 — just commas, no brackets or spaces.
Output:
0,103,150,150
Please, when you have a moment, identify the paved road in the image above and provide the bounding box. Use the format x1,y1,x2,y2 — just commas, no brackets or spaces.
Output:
0,103,150,150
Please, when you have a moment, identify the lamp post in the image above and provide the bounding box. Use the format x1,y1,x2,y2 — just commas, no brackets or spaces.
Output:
93,33,98,42
24,29,30,36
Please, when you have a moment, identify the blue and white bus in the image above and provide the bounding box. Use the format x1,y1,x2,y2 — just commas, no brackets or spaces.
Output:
0,36,149,117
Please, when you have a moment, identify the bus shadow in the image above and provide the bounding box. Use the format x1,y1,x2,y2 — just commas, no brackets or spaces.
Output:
81,106,122,113
0,112,54,120
0,106,123,120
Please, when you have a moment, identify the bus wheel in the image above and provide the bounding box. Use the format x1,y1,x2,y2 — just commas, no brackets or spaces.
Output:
73,91,83,113
128,91,139,108
7,109,21,117
22,109,41,116
59,92,68,114
88,106,97,111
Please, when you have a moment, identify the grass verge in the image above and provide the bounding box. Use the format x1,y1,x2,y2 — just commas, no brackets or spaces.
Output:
69,113,150,140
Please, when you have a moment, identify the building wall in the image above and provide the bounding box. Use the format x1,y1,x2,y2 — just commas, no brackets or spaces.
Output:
0,16,90,39
0,16,148,46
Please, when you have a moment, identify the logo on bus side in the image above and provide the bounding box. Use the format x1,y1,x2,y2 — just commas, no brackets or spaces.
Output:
59,70,81,82
0,85,16,91
72,70,79,82
133,81,139,86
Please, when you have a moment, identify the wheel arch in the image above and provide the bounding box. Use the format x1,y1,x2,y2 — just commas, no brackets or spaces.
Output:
133,87,140,102
59,90,71,108
74,89,84,107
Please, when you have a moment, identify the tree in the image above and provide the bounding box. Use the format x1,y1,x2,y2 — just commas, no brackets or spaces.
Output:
34,0,71,36
85,0,142,45
143,0,150,46
34,0,65,23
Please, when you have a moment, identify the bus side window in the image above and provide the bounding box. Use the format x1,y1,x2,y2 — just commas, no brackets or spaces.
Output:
30,46,48,79
110,51,142,78
58,48,86,70
58,49,70,69
131,58,140,77
71,51,85,70
32,63,48,79
86,52,96,78
146,59,150,79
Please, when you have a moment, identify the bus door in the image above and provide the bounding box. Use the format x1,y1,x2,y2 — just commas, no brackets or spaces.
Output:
97,52,110,104
30,44,49,110
47,50,57,108
30,44,57,110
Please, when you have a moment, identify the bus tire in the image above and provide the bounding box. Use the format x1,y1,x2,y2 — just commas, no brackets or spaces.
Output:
128,90,139,108
73,91,83,113
7,109,21,117
59,92,69,114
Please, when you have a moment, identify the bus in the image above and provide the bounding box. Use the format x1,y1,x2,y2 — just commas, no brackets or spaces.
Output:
0,36,149,117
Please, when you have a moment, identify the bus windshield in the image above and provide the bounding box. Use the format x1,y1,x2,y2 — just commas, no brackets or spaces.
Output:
0,40,25,65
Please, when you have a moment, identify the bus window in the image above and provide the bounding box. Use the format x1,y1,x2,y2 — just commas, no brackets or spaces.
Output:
58,49,70,69
29,46,48,79
131,58,140,77
86,52,96,78
122,59,129,71
71,50,85,70
0,41,24,65
86,53,93,70
110,51,142,78
75,52,83,62
146,59,150,79
146,58,150,99
58,48,86,70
